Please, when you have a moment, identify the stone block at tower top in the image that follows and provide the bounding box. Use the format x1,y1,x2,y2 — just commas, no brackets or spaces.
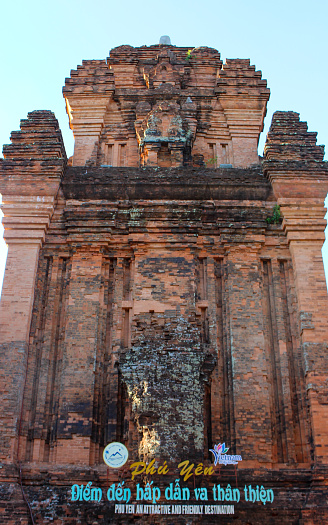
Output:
63,41,270,168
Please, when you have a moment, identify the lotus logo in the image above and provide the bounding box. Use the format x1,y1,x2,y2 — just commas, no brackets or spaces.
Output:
209,443,229,465
210,442,242,466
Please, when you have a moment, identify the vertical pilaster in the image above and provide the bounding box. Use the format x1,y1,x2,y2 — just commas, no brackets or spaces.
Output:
285,227,328,462
226,244,272,464
0,111,66,463
0,237,43,461
264,111,328,464
55,249,103,464
42,255,71,463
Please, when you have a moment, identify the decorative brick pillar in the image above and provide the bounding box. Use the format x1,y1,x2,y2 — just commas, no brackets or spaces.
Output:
55,249,103,465
0,111,66,463
143,143,161,166
169,142,184,167
224,242,273,465
63,60,115,166
216,59,270,168
264,111,328,463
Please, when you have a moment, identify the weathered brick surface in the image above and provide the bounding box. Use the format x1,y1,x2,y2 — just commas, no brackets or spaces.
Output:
0,49,328,524
264,112,328,466
0,111,66,465
63,44,269,168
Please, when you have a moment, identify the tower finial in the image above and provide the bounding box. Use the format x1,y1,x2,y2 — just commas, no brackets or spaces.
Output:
159,35,171,45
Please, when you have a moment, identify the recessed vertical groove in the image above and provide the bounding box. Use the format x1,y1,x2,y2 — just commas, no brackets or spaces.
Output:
117,370,129,444
122,258,132,348
203,383,212,459
279,260,306,462
262,259,287,463
104,259,116,448
118,258,133,444
215,259,235,451
25,256,53,461
90,258,107,464
93,258,116,461
197,257,211,451
43,257,70,462
197,258,209,344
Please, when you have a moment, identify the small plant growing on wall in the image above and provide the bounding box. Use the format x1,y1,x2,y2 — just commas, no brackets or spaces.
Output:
266,204,281,224
186,49,193,62
206,156,217,166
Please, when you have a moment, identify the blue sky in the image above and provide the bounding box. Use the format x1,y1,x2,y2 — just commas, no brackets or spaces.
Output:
1,0,328,291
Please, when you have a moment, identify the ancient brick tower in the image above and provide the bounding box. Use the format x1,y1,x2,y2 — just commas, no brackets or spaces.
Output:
0,41,328,524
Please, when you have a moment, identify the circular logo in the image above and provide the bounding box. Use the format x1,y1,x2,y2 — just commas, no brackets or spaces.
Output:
103,442,129,468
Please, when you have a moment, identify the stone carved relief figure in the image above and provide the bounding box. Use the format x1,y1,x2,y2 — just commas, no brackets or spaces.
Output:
135,99,197,167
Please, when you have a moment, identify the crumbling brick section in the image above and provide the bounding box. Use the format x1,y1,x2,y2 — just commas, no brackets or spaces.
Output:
121,314,215,462
264,111,325,162
2,110,67,163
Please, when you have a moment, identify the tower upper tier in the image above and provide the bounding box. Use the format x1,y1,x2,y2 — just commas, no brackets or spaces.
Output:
63,42,270,168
